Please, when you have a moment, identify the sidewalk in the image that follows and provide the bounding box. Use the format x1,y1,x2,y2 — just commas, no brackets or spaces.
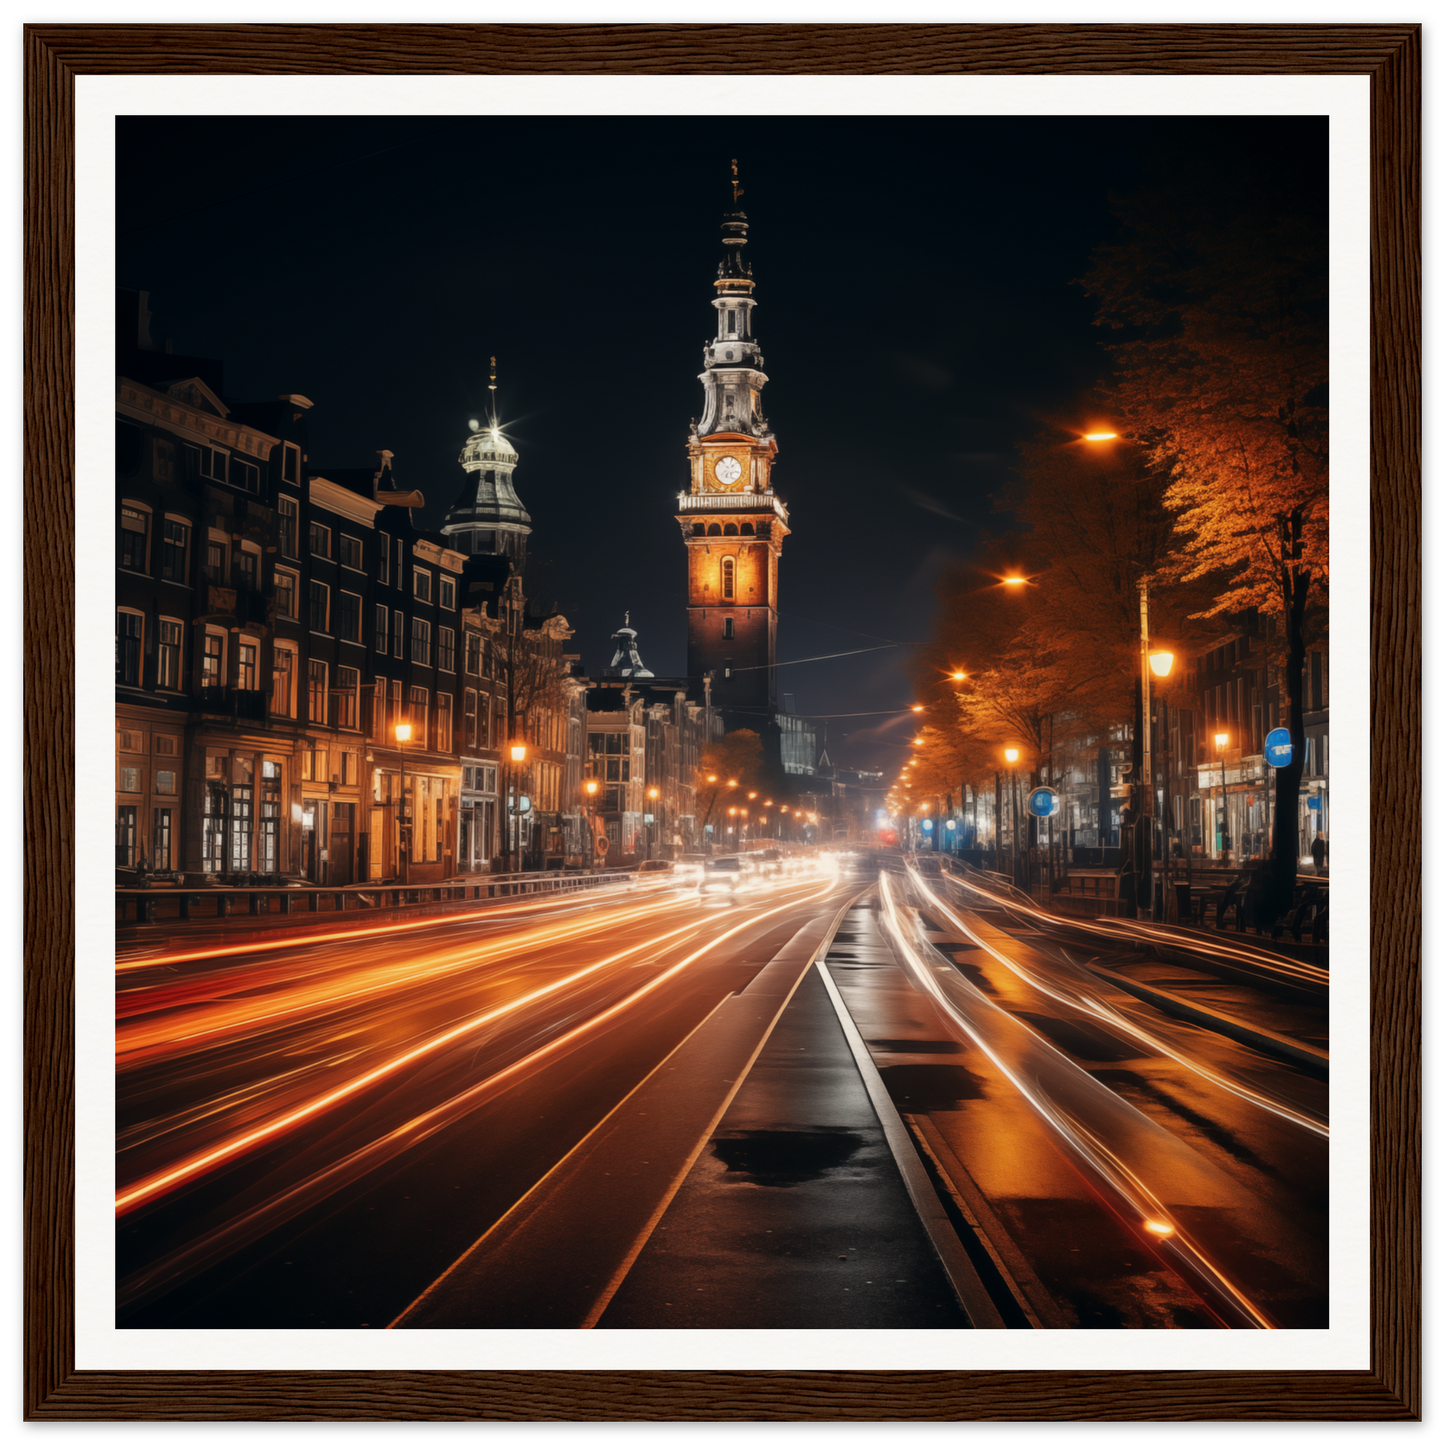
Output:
595,959,971,1330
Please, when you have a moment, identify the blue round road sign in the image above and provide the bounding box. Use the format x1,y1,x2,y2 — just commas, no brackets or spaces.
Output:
1264,728,1294,767
921,818,934,832
1028,787,1059,818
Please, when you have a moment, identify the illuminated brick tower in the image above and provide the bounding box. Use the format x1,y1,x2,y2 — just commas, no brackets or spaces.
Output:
677,163,790,719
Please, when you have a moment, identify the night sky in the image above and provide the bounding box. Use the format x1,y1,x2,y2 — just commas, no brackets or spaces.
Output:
116,114,1325,774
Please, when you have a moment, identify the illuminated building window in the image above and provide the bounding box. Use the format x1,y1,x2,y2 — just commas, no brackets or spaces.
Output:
335,666,360,729
270,646,295,717
308,659,328,722
721,557,735,600
156,619,183,689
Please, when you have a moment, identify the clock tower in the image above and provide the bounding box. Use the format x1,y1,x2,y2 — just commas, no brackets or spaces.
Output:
677,165,790,718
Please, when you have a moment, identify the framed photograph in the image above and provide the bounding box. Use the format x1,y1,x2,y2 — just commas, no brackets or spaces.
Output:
25,22,1419,1421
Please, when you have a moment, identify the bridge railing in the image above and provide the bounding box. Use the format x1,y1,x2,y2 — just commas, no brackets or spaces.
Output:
116,869,636,926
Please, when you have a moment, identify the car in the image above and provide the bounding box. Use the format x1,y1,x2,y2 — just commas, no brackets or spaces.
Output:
699,855,743,901
636,859,674,874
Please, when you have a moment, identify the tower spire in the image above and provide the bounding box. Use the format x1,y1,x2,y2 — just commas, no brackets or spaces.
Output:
488,355,498,429
730,158,744,205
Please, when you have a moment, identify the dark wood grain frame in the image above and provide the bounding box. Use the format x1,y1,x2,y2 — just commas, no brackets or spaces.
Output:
24,23,1420,1421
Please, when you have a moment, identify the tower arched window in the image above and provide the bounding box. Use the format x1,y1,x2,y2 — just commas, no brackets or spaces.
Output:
727,310,737,335
740,522,755,536
706,523,722,537
721,557,735,600
723,523,738,537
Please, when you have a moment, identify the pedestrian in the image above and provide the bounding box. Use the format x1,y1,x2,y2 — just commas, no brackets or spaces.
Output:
1311,833,1326,873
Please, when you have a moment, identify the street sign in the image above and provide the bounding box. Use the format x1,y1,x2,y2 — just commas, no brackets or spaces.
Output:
1264,728,1294,767
921,819,934,832
1028,787,1059,818
643,813,654,824
1307,795,1322,811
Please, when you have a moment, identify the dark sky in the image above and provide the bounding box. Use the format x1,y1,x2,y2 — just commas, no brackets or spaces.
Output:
116,114,1325,774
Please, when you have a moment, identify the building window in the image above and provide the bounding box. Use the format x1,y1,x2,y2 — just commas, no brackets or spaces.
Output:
116,418,143,475
438,626,455,673
411,617,431,667
721,557,735,600
156,619,183,689
118,730,143,753
119,504,148,571
116,610,143,686
152,808,172,871
308,580,329,632
464,689,477,747
414,568,433,604
116,806,138,867
393,608,404,659
155,769,177,795
375,604,389,653
118,765,142,794
440,575,456,610
371,679,387,741
230,783,252,872
275,569,298,621
436,693,453,752
308,659,328,722
723,617,734,640
465,633,481,676
335,665,360,729
161,518,189,582
236,548,258,592
377,531,391,585
340,534,363,569
237,641,258,692
409,686,428,748
277,497,298,558
271,646,295,717
229,455,260,492
202,631,224,688
259,764,281,874
184,443,229,484
338,590,361,643
282,442,301,485
309,522,331,558
154,735,176,756
204,538,227,583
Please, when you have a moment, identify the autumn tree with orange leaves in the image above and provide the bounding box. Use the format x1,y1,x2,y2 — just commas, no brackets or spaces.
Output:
1083,171,1327,900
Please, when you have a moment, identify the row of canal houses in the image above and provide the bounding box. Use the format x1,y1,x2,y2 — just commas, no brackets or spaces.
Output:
114,291,721,886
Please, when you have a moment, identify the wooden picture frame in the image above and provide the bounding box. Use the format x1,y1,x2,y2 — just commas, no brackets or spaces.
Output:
24,23,1420,1421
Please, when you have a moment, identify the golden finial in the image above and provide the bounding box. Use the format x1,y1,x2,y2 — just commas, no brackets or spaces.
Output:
489,356,497,393
731,158,744,204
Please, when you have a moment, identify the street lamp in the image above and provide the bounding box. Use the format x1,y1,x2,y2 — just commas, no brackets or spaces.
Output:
647,785,660,861
1213,732,1230,862
1149,649,1176,917
506,741,528,873
394,722,411,885
585,778,600,870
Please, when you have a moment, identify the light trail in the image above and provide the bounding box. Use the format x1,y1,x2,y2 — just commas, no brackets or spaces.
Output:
906,865,1328,1137
939,867,1328,990
116,874,838,1218
116,876,840,1308
117,891,689,1064
117,875,667,971
875,872,1275,1329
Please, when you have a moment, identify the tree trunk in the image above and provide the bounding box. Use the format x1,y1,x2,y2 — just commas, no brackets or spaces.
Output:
1270,509,1312,915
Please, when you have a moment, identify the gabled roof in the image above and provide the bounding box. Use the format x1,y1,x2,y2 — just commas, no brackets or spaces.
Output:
164,376,229,418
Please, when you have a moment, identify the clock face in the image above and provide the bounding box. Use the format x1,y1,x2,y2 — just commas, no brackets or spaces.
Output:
712,455,744,489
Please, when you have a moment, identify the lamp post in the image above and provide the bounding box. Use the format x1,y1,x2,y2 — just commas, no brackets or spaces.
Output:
584,778,600,871
394,722,411,886
647,785,660,861
1213,731,1230,864
1004,747,1021,886
1148,648,1176,919
507,741,527,873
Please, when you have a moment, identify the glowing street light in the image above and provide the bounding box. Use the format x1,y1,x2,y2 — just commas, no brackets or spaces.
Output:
509,743,527,763
951,670,966,681
1004,748,1020,764
1149,650,1175,679
394,722,412,885
911,704,924,713
1003,576,1028,587
1083,431,1119,442
1214,732,1230,750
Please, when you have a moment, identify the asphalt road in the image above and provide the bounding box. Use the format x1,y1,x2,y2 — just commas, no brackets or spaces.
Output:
117,861,857,1328
114,850,1329,1332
